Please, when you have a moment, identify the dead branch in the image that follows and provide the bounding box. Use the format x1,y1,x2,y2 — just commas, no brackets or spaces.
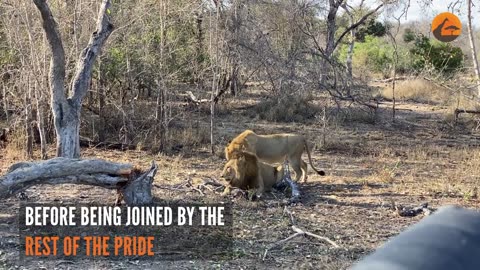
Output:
291,226,339,247
185,91,210,105
153,184,188,191
121,161,157,205
32,0,67,104
197,178,226,193
196,183,214,193
454,108,480,120
202,178,224,187
71,0,114,104
394,202,434,217
0,158,157,205
191,187,205,196
262,231,303,260
263,225,340,260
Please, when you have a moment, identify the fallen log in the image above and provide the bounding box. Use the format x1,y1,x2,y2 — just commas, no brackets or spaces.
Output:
454,108,480,120
0,158,157,205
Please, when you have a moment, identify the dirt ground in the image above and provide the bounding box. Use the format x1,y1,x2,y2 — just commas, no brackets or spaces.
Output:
1,92,480,269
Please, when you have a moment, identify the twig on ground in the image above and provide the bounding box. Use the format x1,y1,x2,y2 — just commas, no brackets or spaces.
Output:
262,225,340,260
191,187,205,196
203,178,224,187
153,184,187,191
263,231,303,260
292,226,339,247
197,178,227,194
197,184,214,193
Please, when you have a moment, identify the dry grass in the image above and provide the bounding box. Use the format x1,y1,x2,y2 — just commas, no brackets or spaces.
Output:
2,128,28,162
381,79,451,104
167,124,211,150
253,94,320,122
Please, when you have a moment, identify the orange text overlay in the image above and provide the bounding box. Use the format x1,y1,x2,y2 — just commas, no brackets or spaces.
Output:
25,236,155,257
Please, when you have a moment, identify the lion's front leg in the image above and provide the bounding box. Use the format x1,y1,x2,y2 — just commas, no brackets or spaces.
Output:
255,175,265,199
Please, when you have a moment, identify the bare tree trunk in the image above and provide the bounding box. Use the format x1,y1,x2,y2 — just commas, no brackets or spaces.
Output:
467,0,480,97
321,0,384,85
155,80,167,151
33,0,113,158
194,8,205,87
55,109,81,156
2,85,8,122
228,0,241,96
391,53,397,121
210,92,215,154
154,0,168,152
210,2,221,154
387,14,402,122
34,81,48,160
325,0,341,60
25,76,34,159
97,60,106,142
342,4,354,83
321,0,344,88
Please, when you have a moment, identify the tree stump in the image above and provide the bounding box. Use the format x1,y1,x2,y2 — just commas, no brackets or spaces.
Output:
0,158,158,206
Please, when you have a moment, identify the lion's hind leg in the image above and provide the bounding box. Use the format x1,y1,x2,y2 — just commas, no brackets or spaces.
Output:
301,160,308,182
289,159,304,182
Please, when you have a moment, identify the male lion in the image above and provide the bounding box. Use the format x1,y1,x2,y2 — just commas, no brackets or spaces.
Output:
221,151,284,197
225,130,325,182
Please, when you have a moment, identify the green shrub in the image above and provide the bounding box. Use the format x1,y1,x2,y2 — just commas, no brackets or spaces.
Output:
337,35,411,75
338,33,464,76
408,34,464,74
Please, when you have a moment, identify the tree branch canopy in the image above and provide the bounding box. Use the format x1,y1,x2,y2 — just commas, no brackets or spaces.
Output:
333,3,385,52
71,0,114,104
32,0,67,104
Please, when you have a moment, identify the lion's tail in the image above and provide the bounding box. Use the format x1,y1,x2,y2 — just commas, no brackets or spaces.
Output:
304,140,325,176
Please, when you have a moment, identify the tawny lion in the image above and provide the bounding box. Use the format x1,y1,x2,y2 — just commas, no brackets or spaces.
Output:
221,151,284,197
225,130,325,182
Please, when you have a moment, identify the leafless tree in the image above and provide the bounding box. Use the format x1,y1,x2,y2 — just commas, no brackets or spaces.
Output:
32,0,113,158
385,0,410,121
466,0,480,97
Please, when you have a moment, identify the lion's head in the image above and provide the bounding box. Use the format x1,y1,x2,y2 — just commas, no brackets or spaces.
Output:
221,154,247,184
